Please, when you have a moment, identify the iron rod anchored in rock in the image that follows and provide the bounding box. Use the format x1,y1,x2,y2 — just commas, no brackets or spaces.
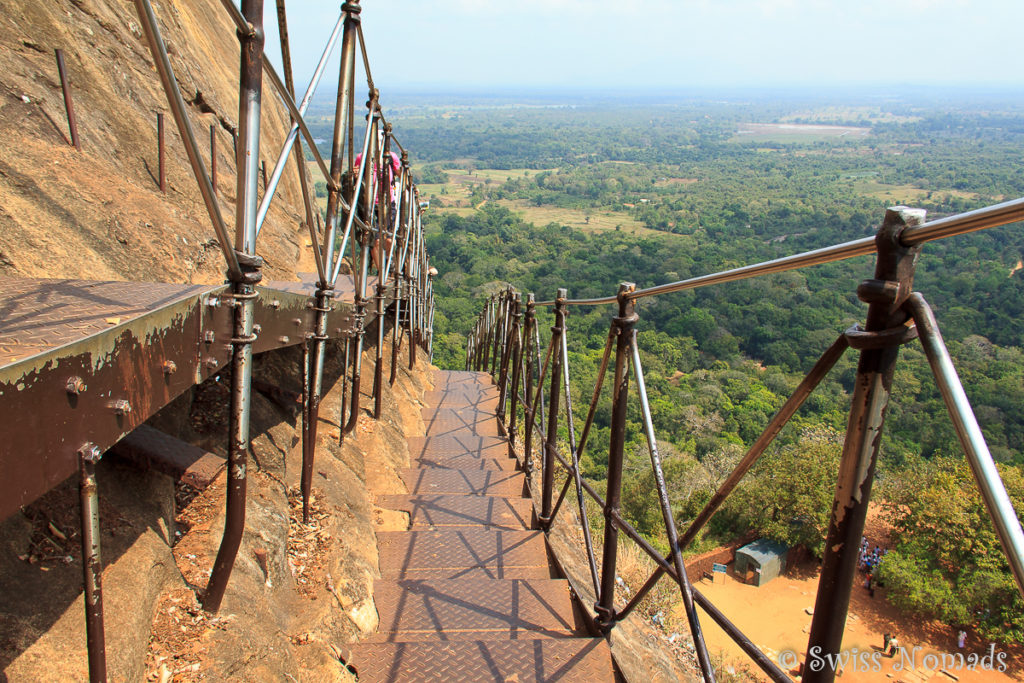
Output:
54,49,81,150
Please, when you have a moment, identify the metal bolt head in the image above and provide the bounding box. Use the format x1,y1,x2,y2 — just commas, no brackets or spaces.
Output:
271,300,281,309
253,324,262,333
109,399,131,416
292,317,302,326
162,360,177,375
279,336,290,344
205,358,220,370
66,376,87,395
204,330,216,343
78,443,103,464
205,296,220,308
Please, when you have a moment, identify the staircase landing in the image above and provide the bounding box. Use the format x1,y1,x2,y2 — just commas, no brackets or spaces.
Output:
348,370,615,682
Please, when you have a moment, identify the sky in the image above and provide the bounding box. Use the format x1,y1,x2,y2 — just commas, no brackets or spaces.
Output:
260,0,1024,94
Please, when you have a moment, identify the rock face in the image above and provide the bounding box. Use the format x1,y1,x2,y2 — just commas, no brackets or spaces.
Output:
0,0,317,283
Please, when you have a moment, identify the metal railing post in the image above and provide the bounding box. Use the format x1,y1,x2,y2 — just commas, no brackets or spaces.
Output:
202,0,265,613
342,91,379,435
302,285,332,522
507,294,524,454
595,282,637,630
490,291,506,377
78,444,106,682
372,126,392,419
391,152,410,385
540,289,567,528
803,207,925,681
496,289,518,426
521,295,537,475
908,294,1024,597
322,0,359,275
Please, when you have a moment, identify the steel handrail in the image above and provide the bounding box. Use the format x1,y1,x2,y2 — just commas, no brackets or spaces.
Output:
475,201,1024,682
536,196,1024,306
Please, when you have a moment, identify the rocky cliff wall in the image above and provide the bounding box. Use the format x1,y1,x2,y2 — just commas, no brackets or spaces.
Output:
0,0,316,283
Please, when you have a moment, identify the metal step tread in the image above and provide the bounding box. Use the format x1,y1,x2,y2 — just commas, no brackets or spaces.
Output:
377,494,534,530
346,638,614,682
411,452,518,471
378,528,549,578
371,578,582,638
422,411,501,439
409,434,509,457
400,468,526,496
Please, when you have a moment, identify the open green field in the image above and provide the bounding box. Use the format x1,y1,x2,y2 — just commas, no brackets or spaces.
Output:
494,200,657,236
849,179,992,203
730,122,871,144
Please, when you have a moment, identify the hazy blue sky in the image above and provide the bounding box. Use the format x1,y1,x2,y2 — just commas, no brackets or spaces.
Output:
262,0,1024,94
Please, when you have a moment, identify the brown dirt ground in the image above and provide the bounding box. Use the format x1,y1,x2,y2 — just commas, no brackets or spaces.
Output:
690,566,1024,682
681,507,1021,683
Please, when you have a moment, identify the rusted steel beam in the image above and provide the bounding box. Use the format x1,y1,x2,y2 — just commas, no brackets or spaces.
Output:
55,49,81,150
803,207,925,682
0,276,353,526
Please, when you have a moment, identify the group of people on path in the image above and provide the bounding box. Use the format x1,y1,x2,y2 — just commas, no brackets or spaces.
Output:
860,537,887,598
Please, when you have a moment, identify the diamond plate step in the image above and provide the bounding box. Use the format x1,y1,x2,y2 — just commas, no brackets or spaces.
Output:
407,438,516,471
370,578,581,639
412,452,517,471
377,495,535,530
430,369,495,389
426,383,496,403
378,529,551,579
422,410,500,438
400,468,527,496
347,639,614,682
409,434,509,458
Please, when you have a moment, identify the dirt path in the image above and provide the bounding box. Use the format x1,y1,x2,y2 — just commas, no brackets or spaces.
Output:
686,566,1024,682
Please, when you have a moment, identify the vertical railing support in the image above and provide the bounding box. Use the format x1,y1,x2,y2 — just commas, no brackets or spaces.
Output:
803,207,925,681
391,153,411,385
496,289,518,428
322,0,359,274
372,127,393,419
202,0,266,613
539,288,568,528
507,294,524,455
343,91,380,435
302,286,333,522
490,291,506,377
595,282,637,630
522,294,537,476
78,443,106,683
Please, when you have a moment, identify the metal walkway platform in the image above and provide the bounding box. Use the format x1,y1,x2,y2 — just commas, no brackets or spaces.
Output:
349,370,615,682
0,274,379,523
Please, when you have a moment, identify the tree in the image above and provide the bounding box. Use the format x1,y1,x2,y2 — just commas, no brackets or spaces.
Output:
877,458,1024,643
726,424,842,556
